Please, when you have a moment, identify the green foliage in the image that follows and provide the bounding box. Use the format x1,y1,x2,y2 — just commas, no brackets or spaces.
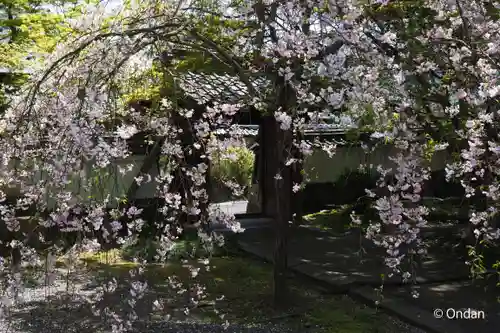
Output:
119,66,163,106
211,146,255,193
0,0,80,112
493,261,500,296
0,71,28,112
303,169,379,232
423,135,437,162
303,197,377,233
0,0,77,68
332,169,378,204
303,207,352,233
121,231,232,263
120,237,202,263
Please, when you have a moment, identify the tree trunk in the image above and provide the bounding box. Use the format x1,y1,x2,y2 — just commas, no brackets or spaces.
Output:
168,104,210,233
261,116,278,218
291,130,304,228
273,124,293,308
271,77,295,308
126,134,162,200
272,103,293,308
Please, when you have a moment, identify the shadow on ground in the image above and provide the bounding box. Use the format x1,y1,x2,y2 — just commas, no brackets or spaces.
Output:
238,227,472,286
387,276,500,333
236,226,500,333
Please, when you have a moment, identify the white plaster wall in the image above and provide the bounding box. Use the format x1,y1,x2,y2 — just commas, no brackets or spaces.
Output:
1,155,160,209
1,144,449,210
304,144,448,183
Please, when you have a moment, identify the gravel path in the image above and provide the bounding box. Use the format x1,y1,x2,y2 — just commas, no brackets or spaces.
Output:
2,318,428,333
0,268,429,333
0,269,315,333
1,320,318,333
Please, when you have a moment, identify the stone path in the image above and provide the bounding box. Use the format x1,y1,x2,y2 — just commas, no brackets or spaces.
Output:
235,226,500,333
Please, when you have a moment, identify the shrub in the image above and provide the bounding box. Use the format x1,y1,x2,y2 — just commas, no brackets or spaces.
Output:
121,230,232,263
424,169,464,199
301,169,378,214
331,169,378,205
303,197,377,233
210,146,255,201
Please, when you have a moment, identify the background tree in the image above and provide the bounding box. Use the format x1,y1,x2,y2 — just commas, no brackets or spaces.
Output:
0,0,81,110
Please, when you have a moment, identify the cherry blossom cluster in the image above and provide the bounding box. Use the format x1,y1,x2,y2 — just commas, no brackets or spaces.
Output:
0,0,498,330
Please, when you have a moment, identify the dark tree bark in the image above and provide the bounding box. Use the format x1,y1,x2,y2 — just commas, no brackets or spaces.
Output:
168,102,210,233
261,116,278,218
263,114,289,307
273,123,293,308
271,79,295,308
291,130,304,228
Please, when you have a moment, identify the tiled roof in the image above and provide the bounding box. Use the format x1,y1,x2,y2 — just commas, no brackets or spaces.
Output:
175,71,357,133
213,124,356,137
176,71,268,104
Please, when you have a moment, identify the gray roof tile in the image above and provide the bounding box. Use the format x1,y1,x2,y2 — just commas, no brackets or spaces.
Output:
176,71,268,104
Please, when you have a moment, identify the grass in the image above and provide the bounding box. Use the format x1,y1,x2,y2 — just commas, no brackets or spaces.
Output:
303,208,349,233
44,243,395,333
302,204,362,234
302,197,470,233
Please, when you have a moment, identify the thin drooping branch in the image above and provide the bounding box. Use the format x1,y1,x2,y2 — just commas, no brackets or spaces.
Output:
25,21,189,113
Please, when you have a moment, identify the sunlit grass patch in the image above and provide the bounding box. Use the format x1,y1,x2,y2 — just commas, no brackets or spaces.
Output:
77,248,127,265
303,206,353,233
